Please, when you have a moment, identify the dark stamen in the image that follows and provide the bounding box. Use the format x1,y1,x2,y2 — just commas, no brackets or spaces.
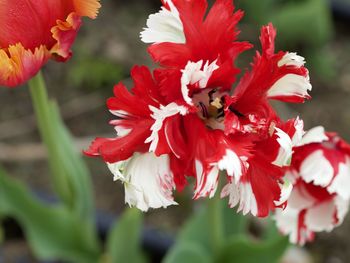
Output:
208,88,218,103
229,105,245,118
199,102,209,119
217,108,225,119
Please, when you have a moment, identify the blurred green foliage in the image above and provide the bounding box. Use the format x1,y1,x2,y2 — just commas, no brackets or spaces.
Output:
68,51,124,90
0,169,100,263
164,200,288,263
105,208,146,263
0,167,146,263
236,0,336,81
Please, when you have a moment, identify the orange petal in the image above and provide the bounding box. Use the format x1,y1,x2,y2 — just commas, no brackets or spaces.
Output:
0,44,50,88
50,12,82,61
73,0,101,19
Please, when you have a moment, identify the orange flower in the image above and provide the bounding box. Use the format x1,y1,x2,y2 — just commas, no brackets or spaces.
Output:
0,0,101,87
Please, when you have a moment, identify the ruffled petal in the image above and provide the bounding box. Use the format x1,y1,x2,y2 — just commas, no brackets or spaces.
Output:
108,153,177,211
272,127,293,167
140,0,185,44
267,53,312,103
233,24,311,119
50,12,82,61
146,0,248,72
180,60,219,105
299,126,328,146
84,65,166,163
73,0,101,19
0,43,50,87
84,118,153,163
223,132,287,217
275,180,349,245
145,102,188,154
221,181,258,216
299,150,334,187
275,130,350,245
272,118,305,167
327,158,350,200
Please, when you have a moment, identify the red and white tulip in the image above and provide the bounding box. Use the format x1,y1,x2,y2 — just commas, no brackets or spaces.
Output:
275,127,350,244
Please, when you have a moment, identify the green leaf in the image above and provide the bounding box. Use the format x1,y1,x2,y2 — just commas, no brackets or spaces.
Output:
216,218,288,263
0,168,101,263
164,242,211,263
215,235,289,263
168,206,212,254
163,200,248,262
105,208,146,263
28,72,95,223
50,101,95,222
222,203,247,237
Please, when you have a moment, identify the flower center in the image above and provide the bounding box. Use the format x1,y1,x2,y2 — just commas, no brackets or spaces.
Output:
193,89,225,129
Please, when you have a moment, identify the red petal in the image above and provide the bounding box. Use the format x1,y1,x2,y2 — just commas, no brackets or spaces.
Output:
85,119,153,163
50,12,82,61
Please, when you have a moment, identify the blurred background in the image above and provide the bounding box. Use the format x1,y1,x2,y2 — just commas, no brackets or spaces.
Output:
0,0,350,262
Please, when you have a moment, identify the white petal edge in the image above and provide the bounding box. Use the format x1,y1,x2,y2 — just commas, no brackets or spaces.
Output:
107,153,177,212
110,109,132,118
274,207,303,244
140,0,185,44
274,179,293,206
110,120,132,137
267,74,312,100
221,182,258,216
334,196,350,225
217,150,244,183
299,126,328,146
272,127,293,167
181,60,219,105
291,117,305,146
299,150,334,187
305,199,337,232
278,52,306,68
145,103,187,153
274,183,316,245
327,158,350,200
194,160,219,199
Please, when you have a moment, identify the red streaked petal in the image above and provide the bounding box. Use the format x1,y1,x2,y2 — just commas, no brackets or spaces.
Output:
164,114,188,158
233,24,311,119
131,66,166,106
148,42,191,67
170,154,191,191
84,119,153,163
107,81,152,118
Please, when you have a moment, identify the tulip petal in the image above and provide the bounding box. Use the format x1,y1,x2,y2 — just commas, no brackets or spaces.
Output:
73,0,101,19
0,43,50,87
50,12,82,61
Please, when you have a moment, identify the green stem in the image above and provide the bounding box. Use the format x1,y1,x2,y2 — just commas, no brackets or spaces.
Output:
28,71,100,256
28,72,73,208
207,192,224,254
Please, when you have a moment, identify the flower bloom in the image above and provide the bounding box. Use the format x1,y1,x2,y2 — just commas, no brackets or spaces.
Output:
86,0,312,214
0,0,101,87
275,127,350,245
